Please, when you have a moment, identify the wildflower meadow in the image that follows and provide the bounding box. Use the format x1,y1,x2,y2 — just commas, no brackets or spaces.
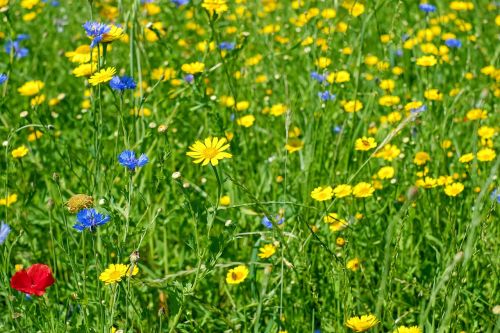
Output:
1,0,499,332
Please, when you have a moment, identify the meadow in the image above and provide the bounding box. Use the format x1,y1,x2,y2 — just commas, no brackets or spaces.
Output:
0,0,499,332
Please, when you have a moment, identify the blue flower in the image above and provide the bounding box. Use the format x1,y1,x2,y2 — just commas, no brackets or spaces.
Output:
83,21,110,48
445,38,462,48
419,3,436,13
219,42,236,50
118,150,149,170
333,125,343,134
311,71,326,84
109,75,137,91
0,74,7,85
171,0,189,6
184,74,194,83
410,104,427,114
16,34,30,41
491,189,500,203
261,215,284,229
318,91,336,101
0,222,11,244
4,41,29,59
73,208,110,232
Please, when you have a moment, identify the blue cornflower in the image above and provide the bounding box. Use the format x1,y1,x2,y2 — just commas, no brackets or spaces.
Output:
419,3,436,13
109,75,137,91
445,38,462,48
73,208,110,232
333,125,343,134
118,150,149,170
219,42,236,50
411,104,427,114
261,215,284,229
83,21,110,48
16,34,30,41
184,74,194,83
0,222,11,244
171,0,189,6
0,74,7,85
490,189,500,203
4,41,29,59
318,91,336,101
311,71,326,84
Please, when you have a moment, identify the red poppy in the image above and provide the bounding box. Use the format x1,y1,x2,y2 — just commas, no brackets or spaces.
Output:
10,264,55,296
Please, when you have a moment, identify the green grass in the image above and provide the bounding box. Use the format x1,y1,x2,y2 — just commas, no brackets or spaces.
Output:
0,0,499,332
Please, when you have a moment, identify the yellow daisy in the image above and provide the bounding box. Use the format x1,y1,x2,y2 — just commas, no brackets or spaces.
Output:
99,264,139,285
88,67,116,86
226,265,249,284
186,137,232,166
346,314,379,332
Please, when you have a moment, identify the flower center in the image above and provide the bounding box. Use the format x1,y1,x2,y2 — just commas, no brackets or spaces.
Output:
109,271,122,281
203,147,218,159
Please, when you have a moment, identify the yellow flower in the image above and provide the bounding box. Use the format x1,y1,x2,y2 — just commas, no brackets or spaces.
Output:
375,144,400,161
20,0,38,9
333,184,352,198
99,264,139,285
101,25,124,43
416,55,437,67
343,1,365,17
413,152,430,166
424,89,443,101
450,1,474,10
315,57,332,68
18,80,44,96
258,244,276,259
0,0,9,7
353,182,375,198
378,166,395,179
336,237,346,247
72,63,98,77
444,182,464,197
66,194,94,213
466,108,487,120
355,137,377,151
379,95,400,107
404,101,423,112
327,70,351,83
202,0,228,17
30,94,45,107
477,148,496,162
0,194,18,207
219,195,231,206
459,153,474,163
236,115,255,128
235,101,250,111
28,130,43,142
310,186,333,201
65,45,98,64
346,258,361,271
478,126,495,139
379,79,395,91
324,213,348,231
285,139,304,153
343,100,363,113
186,137,232,166
346,314,379,332
269,103,287,116
226,265,248,284
394,326,422,333
88,67,116,86
11,145,29,158
181,62,205,75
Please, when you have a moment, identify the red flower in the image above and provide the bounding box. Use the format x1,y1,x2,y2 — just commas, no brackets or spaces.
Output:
10,264,55,296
